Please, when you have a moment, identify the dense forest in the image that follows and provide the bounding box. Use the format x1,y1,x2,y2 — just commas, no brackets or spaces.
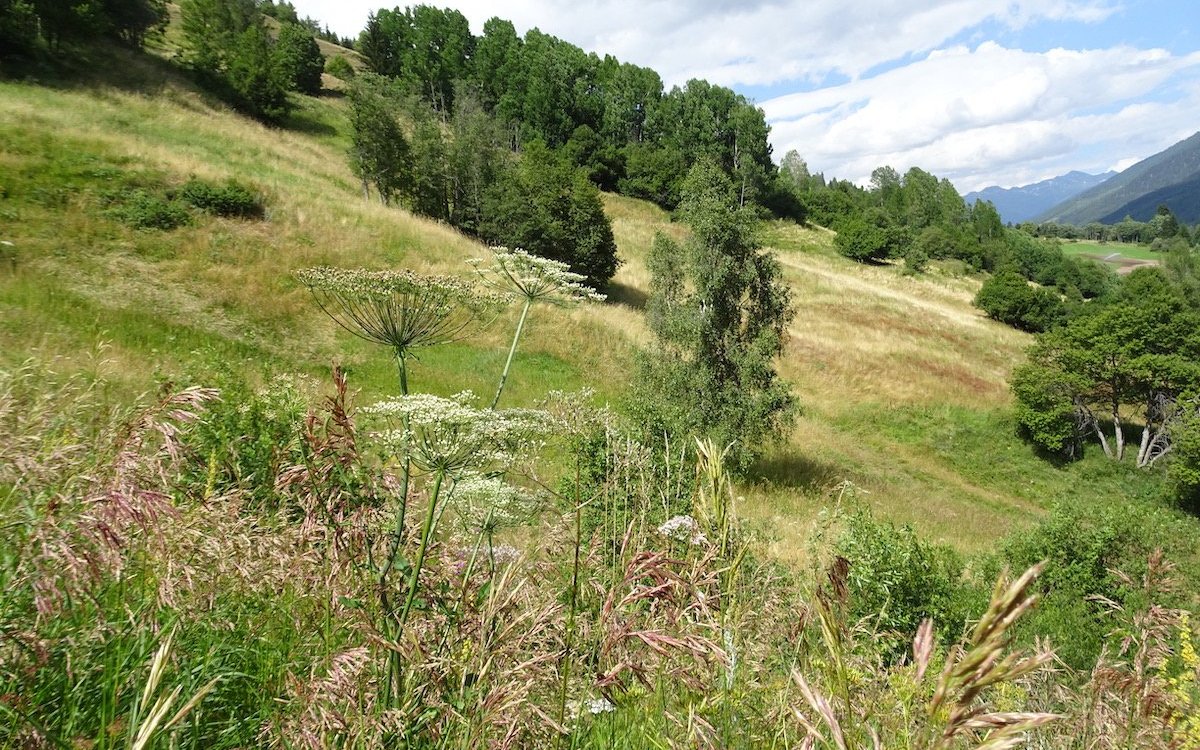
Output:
3,2,1200,748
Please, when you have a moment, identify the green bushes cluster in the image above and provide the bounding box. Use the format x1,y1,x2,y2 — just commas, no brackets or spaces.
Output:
831,510,972,650
179,177,265,218
105,177,265,229
106,187,193,229
176,364,307,510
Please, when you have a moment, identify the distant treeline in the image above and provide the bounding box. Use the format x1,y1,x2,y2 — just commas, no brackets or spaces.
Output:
1018,205,1197,247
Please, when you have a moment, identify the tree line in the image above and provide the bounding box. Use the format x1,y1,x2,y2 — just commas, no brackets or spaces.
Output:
353,5,794,220
0,0,166,55
1021,204,1197,247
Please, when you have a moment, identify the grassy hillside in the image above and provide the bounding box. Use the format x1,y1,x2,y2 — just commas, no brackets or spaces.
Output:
9,43,1200,750
0,46,1185,565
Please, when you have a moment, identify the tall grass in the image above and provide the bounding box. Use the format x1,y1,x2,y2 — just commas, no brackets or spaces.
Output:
5,355,1197,747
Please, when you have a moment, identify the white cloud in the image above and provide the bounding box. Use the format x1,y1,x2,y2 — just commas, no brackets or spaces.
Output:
763,45,1200,191
291,0,1118,85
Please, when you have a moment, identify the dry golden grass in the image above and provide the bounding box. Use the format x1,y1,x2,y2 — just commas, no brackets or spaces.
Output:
592,202,1039,558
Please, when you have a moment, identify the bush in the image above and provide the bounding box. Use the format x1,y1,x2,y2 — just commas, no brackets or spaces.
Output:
974,270,1065,332
179,177,265,218
832,510,972,654
107,189,191,230
324,54,355,80
994,501,1175,668
178,366,307,511
481,142,618,289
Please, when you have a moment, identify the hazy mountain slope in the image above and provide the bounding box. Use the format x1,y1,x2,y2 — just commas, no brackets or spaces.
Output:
965,170,1114,224
1035,131,1200,224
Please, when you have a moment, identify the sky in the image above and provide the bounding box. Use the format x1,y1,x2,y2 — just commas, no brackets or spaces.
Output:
289,0,1200,193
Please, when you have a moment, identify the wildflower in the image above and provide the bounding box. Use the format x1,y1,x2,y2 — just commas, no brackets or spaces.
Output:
364,391,550,475
451,473,533,534
658,514,708,545
566,696,616,720
295,266,504,391
469,246,606,306
468,247,604,407
491,543,520,565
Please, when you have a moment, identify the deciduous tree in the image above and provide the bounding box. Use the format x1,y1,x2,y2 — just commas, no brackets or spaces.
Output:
634,160,796,473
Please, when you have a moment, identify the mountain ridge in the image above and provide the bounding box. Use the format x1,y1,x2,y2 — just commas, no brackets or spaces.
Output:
1034,131,1200,225
964,170,1114,224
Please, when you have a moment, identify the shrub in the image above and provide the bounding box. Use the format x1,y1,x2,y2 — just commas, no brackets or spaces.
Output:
481,142,618,289
974,270,1065,331
179,177,265,218
993,501,1190,668
831,509,972,654
177,366,307,511
107,189,191,230
324,54,355,80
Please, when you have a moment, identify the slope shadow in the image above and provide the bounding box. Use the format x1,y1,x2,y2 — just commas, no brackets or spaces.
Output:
605,282,648,310
750,451,846,495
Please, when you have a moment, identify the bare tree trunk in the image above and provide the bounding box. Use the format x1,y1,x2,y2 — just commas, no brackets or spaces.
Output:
1113,411,1125,461
1137,424,1152,467
1095,425,1113,458
1079,404,1112,458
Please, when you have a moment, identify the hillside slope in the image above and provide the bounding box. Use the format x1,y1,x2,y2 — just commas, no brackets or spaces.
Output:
1,48,1168,560
1036,131,1200,224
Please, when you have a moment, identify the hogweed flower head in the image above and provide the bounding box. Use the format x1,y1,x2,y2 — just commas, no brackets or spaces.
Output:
451,473,535,534
295,266,505,354
658,514,708,545
469,247,605,306
365,391,551,475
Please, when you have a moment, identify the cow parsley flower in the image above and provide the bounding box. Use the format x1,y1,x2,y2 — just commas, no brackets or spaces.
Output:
451,473,532,534
468,247,605,407
295,266,504,391
658,514,708,545
365,391,551,474
469,246,606,306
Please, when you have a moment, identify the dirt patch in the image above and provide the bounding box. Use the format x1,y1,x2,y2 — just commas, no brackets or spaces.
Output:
1078,253,1160,275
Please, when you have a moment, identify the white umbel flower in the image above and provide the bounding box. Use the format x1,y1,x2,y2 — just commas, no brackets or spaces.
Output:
469,247,605,305
657,514,708,545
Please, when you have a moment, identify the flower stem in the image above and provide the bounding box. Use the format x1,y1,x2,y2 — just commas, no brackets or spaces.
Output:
398,468,446,628
380,352,412,708
557,462,584,734
491,297,532,409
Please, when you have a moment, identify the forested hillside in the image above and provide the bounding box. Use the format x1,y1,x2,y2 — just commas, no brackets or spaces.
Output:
4,3,1200,748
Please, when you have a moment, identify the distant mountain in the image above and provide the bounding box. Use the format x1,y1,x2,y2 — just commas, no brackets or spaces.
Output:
965,171,1115,224
1034,131,1200,225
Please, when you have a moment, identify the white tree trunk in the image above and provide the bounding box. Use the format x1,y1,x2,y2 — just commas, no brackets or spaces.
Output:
1113,410,1125,461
